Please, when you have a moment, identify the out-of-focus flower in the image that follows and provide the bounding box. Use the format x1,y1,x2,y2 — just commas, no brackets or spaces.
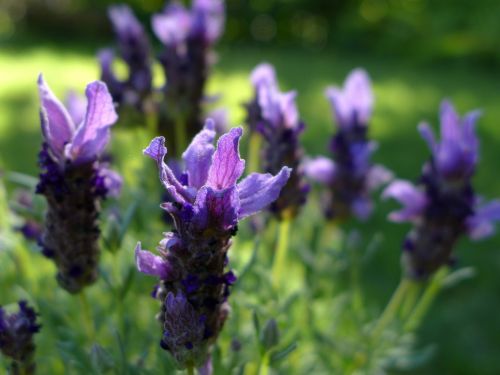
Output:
384,100,500,279
305,69,392,221
246,63,309,220
136,123,290,370
0,301,40,375
99,5,153,112
36,75,122,293
152,0,225,155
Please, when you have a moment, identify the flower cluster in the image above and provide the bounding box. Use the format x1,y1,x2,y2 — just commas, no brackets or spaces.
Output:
306,69,392,221
0,301,41,375
99,5,153,112
246,63,309,220
384,101,500,280
152,0,225,153
36,75,122,293
135,123,290,370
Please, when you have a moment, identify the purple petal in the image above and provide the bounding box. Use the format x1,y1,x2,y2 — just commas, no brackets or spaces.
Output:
69,81,118,163
325,68,373,127
100,168,123,198
383,180,427,222
258,84,281,127
192,0,225,43
37,74,75,158
109,5,143,38
467,200,500,240
152,4,192,46
418,122,437,154
351,197,373,221
280,91,299,129
65,90,87,126
237,167,292,219
198,356,213,375
182,121,216,189
206,127,245,189
206,108,229,134
135,242,170,279
304,157,336,185
144,137,193,203
439,100,460,142
250,63,277,89
193,186,239,230
366,164,393,190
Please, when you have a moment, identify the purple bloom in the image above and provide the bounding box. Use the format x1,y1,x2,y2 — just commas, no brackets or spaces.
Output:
99,5,153,112
305,69,392,221
152,0,225,155
245,63,309,219
0,301,40,375
136,123,290,369
36,76,122,293
384,100,500,279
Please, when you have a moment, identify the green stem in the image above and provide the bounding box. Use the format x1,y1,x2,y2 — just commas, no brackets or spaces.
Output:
404,267,449,332
257,353,270,375
400,282,421,320
248,133,262,174
271,219,292,290
79,291,95,341
174,116,187,157
372,278,412,340
186,366,194,375
145,110,158,135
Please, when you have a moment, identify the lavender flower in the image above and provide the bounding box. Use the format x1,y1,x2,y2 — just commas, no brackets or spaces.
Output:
136,123,290,370
305,69,392,221
246,63,309,219
99,5,153,112
384,100,500,280
152,0,225,154
36,75,122,293
0,301,41,375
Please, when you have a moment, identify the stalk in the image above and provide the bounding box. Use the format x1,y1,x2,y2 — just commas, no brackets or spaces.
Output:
372,278,412,340
405,267,449,332
271,219,291,290
247,133,262,174
174,116,188,157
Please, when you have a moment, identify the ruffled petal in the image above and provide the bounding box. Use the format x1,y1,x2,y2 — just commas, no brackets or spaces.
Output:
237,167,291,219
182,120,216,189
135,242,170,279
206,127,245,189
37,74,75,159
304,157,335,185
467,200,500,240
250,63,277,89
152,4,192,46
69,81,118,163
383,180,427,222
144,137,193,203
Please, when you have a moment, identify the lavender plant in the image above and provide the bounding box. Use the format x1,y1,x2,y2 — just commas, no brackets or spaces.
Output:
99,5,154,113
0,301,40,375
305,69,392,221
36,75,122,293
135,123,291,371
152,0,225,154
246,63,309,221
384,100,500,280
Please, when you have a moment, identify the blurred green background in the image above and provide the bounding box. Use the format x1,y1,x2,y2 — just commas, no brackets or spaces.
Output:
1,0,500,374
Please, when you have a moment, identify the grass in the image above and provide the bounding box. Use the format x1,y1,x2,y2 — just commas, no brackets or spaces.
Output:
1,41,500,374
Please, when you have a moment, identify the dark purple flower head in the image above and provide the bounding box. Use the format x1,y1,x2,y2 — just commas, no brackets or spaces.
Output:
36,76,121,293
152,0,225,155
0,301,40,374
305,68,392,221
99,5,153,111
384,100,500,280
136,123,290,369
245,63,309,219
